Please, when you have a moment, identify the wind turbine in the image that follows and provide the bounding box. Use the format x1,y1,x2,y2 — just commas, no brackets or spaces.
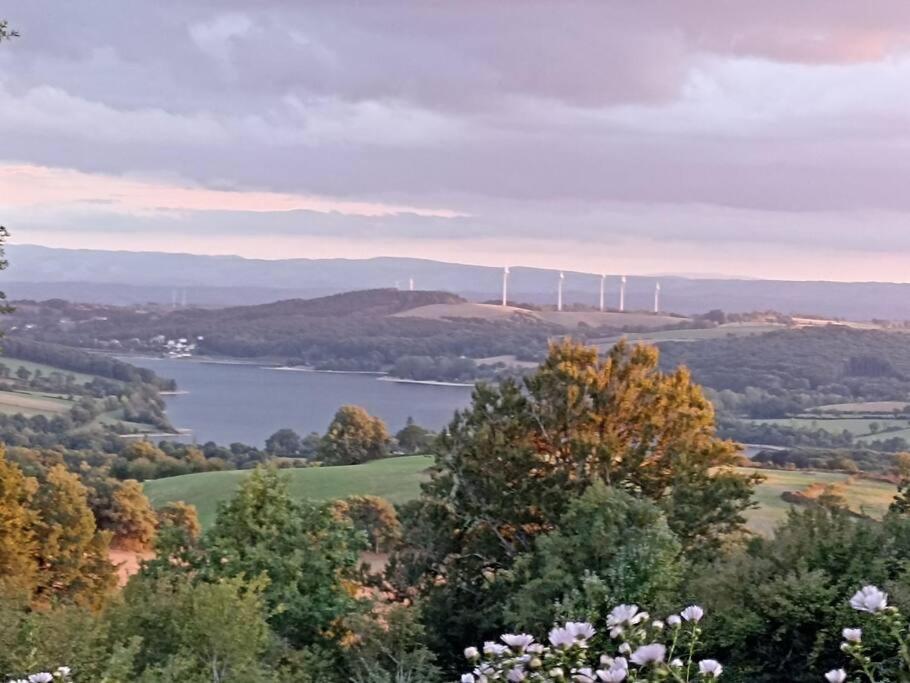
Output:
408,277,415,292
502,266,510,307
653,281,661,313
557,271,565,312
599,273,606,312
619,275,627,312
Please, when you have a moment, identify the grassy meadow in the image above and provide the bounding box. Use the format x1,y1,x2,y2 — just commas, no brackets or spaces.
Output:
145,454,434,528
144,455,899,533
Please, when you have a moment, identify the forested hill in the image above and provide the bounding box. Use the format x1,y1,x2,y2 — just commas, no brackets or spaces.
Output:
5,290,567,375
659,326,910,413
187,289,466,320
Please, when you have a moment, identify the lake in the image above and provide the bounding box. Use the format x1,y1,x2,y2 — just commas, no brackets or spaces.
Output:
123,357,474,447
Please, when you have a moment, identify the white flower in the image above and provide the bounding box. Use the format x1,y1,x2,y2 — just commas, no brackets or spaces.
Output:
597,667,627,682
667,615,682,628
842,628,862,643
507,668,526,682
54,669,71,679
850,586,888,613
698,659,723,678
461,675,475,683
567,621,597,641
527,643,545,654
502,633,535,651
465,646,480,660
652,619,664,630
597,658,629,682
548,668,565,678
630,643,666,666
618,643,632,655
609,626,624,639
483,641,508,656
681,605,705,623
29,675,54,683
573,668,595,682
548,626,575,649
670,658,683,668
607,604,640,627
825,669,847,683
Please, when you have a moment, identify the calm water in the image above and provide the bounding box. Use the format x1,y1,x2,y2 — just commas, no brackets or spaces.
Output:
123,357,474,447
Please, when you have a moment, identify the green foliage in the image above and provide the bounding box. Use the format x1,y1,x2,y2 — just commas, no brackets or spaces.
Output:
344,605,443,683
505,483,682,632
109,574,273,682
395,340,757,668
193,467,366,647
692,507,910,682
332,495,401,553
395,417,434,454
266,428,303,456
319,405,391,465
0,21,18,42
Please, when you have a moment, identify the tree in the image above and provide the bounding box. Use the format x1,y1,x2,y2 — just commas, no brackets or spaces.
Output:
110,574,272,681
15,366,30,382
0,450,38,594
193,467,365,647
266,427,303,456
693,507,910,682
505,483,682,633
319,405,390,465
395,417,434,454
107,480,158,551
156,501,202,541
394,340,759,664
31,465,116,609
332,495,401,553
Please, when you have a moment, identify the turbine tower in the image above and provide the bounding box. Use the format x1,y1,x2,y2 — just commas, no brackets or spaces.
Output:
619,275,627,312
181,289,187,308
599,273,606,312
557,271,565,312
653,281,661,313
502,266,510,307
408,277,415,292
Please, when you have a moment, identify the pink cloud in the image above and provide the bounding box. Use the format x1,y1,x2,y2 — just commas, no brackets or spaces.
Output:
0,163,464,219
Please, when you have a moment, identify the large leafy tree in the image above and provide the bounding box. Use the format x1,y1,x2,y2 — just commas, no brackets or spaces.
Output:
504,482,682,633
319,405,390,465
394,340,759,660
183,467,366,648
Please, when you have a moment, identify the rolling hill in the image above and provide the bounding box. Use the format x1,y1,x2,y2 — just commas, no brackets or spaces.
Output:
144,456,898,534
11,244,910,319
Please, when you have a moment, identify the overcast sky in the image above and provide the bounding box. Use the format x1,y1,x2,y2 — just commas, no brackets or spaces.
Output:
3,1,910,281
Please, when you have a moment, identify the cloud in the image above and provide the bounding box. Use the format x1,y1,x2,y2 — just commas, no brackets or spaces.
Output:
5,1,910,279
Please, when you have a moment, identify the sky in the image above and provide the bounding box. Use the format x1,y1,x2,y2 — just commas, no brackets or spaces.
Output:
2,1,910,281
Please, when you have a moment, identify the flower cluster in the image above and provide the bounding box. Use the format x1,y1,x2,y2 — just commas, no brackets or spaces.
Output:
461,604,721,682
827,585,910,682
6,668,71,683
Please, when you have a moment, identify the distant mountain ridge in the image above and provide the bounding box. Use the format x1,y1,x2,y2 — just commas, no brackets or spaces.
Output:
5,244,910,320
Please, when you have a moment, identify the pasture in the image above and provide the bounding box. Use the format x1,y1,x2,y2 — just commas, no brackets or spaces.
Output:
144,454,434,528
748,416,909,437
0,389,73,417
592,322,783,347
743,468,896,535
145,456,898,535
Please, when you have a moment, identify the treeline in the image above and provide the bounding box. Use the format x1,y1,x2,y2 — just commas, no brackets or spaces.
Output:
662,326,910,418
0,337,175,389
751,446,899,473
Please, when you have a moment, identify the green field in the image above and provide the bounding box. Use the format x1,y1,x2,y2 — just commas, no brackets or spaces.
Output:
749,417,910,437
144,455,434,528
0,389,73,417
0,358,96,384
744,468,896,535
593,323,783,347
145,456,899,534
